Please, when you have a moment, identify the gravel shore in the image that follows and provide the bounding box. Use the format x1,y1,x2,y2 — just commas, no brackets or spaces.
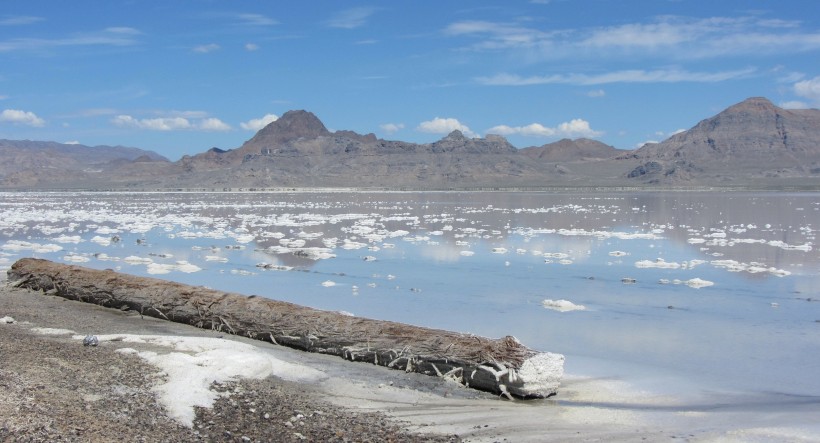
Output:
0,284,461,442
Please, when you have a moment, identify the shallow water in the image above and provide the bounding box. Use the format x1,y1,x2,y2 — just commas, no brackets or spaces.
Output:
1,191,818,400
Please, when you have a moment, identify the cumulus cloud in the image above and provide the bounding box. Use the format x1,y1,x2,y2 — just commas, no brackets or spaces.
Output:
112,114,230,131
240,113,278,131
417,117,476,137
198,117,232,131
487,118,602,139
780,100,809,109
794,76,820,104
379,123,404,134
0,109,45,127
193,43,220,53
327,7,376,29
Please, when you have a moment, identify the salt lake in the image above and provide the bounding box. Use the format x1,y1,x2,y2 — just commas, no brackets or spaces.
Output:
1,190,819,409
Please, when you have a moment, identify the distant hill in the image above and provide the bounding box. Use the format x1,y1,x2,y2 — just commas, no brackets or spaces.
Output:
2,97,820,189
520,138,620,162
622,97,820,183
0,140,168,187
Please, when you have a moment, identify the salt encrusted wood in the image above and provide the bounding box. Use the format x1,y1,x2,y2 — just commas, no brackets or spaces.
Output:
8,258,564,399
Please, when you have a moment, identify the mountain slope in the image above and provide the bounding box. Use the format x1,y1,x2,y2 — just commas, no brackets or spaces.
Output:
520,138,620,162
623,97,820,183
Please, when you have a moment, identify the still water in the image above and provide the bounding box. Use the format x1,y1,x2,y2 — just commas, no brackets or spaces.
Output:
1,191,818,398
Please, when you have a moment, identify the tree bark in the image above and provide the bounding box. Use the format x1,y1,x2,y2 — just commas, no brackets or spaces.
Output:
7,258,563,398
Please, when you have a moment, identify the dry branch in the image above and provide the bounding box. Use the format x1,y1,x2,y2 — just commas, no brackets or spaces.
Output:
8,258,563,398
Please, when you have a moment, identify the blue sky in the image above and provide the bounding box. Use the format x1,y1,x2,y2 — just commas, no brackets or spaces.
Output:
1,1,819,160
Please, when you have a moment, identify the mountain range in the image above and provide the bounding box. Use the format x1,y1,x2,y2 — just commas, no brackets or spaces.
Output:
1,97,819,189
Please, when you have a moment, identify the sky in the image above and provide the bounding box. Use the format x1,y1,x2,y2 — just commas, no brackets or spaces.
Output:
1,0,819,160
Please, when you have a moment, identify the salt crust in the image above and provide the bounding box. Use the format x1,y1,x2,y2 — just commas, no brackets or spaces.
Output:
81,334,327,427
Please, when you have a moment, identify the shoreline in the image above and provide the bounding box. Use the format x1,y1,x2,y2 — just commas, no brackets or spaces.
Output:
4,282,820,441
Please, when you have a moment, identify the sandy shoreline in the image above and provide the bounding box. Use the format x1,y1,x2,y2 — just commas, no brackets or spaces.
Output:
3,279,819,442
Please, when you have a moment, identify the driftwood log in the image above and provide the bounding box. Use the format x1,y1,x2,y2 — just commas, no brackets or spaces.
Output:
7,258,564,398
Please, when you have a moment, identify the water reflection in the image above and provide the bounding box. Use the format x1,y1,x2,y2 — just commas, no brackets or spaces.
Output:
1,191,818,397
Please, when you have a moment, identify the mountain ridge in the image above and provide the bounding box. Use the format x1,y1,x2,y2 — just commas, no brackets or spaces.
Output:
2,97,820,189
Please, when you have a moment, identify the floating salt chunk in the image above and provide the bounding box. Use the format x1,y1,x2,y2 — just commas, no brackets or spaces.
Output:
255,263,293,271
147,263,174,274
205,255,228,262
53,235,83,244
381,243,395,249
516,249,527,254
558,259,573,265
684,278,714,289
460,250,475,256
621,278,637,284
321,280,336,287
174,261,201,273
492,247,508,254
609,251,629,257
771,302,780,308
124,256,153,265
541,299,586,312
63,254,90,263
635,258,681,269
362,256,377,262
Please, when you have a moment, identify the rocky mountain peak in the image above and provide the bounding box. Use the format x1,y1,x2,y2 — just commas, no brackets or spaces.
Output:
246,110,330,147
443,130,467,141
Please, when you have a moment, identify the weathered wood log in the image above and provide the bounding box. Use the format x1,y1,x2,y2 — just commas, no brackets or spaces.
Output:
7,258,564,398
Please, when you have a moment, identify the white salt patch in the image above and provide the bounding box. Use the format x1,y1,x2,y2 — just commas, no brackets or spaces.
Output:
31,327,77,335
233,233,255,244
609,251,629,257
147,263,174,274
95,226,120,235
174,261,202,273
1,316,17,324
635,258,681,269
1,240,63,253
460,250,475,256
205,255,228,262
321,280,336,287
124,255,153,265
542,299,586,312
491,247,508,254
97,335,326,426
63,254,90,263
684,278,714,289
91,235,112,246
53,235,83,244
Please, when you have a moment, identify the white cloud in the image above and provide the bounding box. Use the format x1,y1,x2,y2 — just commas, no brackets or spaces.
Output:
236,13,278,26
488,119,602,139
444,15,820,60
477,68,756,86
240,113,278,131
327,7,376,29
417,117,476,137
198,117,231,131
193,43,220,53
0,27,140,52
113,115,191,131
586,89,605,97
245,43,259,51
112,114,231,131
0,15,44,26
379,123,404,134
780,100,809,109
794,76,820,104
0,109,45,127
